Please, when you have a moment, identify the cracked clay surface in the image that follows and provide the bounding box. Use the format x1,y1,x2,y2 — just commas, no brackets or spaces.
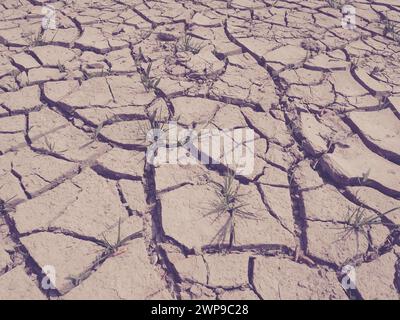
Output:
0,0,399,300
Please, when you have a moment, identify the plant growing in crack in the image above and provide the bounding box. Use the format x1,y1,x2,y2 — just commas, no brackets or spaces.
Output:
26,15,53,47
137,108,169,146
204,172,259,248
176,35,203,54
377,96,390,109
92,120,106,142
27,31,44,47
100,217,131,257
358,168,371,185
140,62,161,92
8,69,20,83
326,0,345,9
140,29,153,40
310,135,350,169
100,219,139,255
288,171,296,186
57,61,66,73
334,206,400,252
100,67,109,77
382,14,400,43
91,115,121,143
67,219,141,286
137,109,215,166
0,186,16,216
83,71,95,80
79,117,114,150
270,0,279,8
44,136,67,154
44,138,54,151
300,39,321,57
134,47,146,67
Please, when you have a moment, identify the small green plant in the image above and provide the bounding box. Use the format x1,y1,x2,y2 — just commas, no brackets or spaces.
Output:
140,62,161,92
27,16,51,47
43,136,67,154
176,35,203,54
100,67,109,77
147,108,167,131
326,0,343,9
0,200,5,215
134,47,145,67
140,29,153,39
310,136,350,169
335,206,400,248
382,15,400,43
136,108,169,148
0,186,16,215
100,217,131,256
378,96,390,108
28,32,44,47
57,61,66,73
91,115,121,141
93,121,105,142
83,71,95,80
383,16,395,34
10,68,20,78
270,0,279,7
358,168,371,185
67,219,141,286
44,136,55,152
135,48,161,91
79,118,113,150
205,172,258,247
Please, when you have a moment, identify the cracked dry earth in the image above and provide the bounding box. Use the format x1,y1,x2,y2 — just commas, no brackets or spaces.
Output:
0,0,400,301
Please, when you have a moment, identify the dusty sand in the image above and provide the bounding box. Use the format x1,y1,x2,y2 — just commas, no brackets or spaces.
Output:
0,0,399,300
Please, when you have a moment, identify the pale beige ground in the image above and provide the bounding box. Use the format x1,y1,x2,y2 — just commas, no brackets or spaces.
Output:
0,0,399,300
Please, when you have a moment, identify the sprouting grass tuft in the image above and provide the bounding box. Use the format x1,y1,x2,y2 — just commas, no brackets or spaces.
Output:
100,217,131,256
67,219,141,286
204,172,259,247
140,62,161,92
43,136,67,154
335,206,400,250
0,186,16,215
140,29,153,39
57,61,66,73
44,136,56,152
326,0,342,9
134,47,145,67
148,108,167,131
176,35,203,54
87,115,121,143
135,48,161,92
270,0,279,8
0,194,16,214
28,32,44,47
136,108,168,145
358,168,371,185
382,15,400,43
93,120,105,142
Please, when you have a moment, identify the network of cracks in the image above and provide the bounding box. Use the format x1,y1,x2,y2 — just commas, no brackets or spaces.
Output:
0,0,399,300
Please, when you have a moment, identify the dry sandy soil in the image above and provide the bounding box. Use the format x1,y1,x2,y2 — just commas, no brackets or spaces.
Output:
0,0,399,300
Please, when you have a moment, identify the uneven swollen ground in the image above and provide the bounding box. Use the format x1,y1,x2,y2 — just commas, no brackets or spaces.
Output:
0,0,399,300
